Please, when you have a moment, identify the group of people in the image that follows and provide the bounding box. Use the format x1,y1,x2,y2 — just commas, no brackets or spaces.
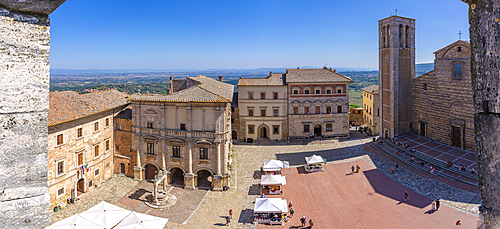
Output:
390,164,399,173
351,165,361,174
299,216,314,228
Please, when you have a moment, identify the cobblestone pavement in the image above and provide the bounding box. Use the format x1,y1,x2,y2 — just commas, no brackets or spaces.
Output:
50,130,481,228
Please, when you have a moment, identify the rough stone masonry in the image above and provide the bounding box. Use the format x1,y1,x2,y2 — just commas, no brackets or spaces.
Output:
0,1,65,228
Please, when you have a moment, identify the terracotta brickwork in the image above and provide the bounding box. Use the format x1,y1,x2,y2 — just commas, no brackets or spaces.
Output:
349,108,364,126
114,107,135,177
412,40,474,150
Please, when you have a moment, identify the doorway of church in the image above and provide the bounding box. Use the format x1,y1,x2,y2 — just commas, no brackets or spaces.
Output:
314,125,322,137
420,122,426,137
452,126,461,147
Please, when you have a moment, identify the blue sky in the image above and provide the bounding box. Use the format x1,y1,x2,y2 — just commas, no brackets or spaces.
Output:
49,0,469,70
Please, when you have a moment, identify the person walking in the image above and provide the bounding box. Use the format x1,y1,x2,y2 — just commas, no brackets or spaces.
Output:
436,199,440,211
225,216,230,227
456,220,461,225
289,207,295,218
289,201,293,209
356,165,360,173
431,200,436,211
229,209,233,219
395,164,399,172
300,216,306,227
309,219,314,228
351,165,355,174
391,166,394,173
404,190,409,201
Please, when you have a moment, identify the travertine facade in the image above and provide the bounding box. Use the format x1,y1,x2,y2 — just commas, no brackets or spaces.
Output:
379,16,415,139
47,90,128,212
412,40,473,150
363,85,380,136
238,73,288,141
130,75,233,191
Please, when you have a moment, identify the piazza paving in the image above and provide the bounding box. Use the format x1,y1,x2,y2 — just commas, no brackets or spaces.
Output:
50,130,481,228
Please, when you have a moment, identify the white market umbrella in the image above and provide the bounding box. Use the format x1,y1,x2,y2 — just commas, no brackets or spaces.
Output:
114,211,169,229
305,155,325,165
263,160,284,171
261,175,287,186
79,201,132,229
254,198,288,213
46,214,104,229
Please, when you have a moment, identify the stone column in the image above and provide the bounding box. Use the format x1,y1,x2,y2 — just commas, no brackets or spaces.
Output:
464,0,500,227
0,2,65,228
133,139,143,180
184,142,195,189
216,142,221,175
161,139,166,170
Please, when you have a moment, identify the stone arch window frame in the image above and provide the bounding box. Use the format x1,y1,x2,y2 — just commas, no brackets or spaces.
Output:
291,100,301,115
451,61,465,81
336,86,344,94
398,24,404,47
386,25,391,47
303,86,311,95
257,123,271,139
167,138,186,159
143,136,159,155
194,140,212,161
313,100,323,114
144,109,158,129
292,86,300,94
302,100,313,115
381,26,386,48
325,86,333,94
314,86,322,94
405,25,410,48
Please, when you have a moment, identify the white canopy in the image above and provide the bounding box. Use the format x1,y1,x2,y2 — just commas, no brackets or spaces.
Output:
114,211,169,229
305,155,325,165
79,201,132,229
46,214,104,229
261,175,287,186
254,198,288,213
263,160,284,171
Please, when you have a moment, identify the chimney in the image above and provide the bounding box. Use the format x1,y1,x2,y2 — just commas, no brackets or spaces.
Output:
168,76,173,94
218,75,223,82
333,69,336,73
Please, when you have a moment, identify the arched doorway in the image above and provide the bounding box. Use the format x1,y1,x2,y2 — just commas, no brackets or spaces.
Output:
314,124,322,137
120,163,126,174
144,164,158,180
232,130,237,139
77,178,85,196
170,168,184,187
196,170,212,190
260,127,268,139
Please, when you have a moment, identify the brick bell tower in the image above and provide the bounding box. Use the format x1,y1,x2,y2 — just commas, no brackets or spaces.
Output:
379,15,415,138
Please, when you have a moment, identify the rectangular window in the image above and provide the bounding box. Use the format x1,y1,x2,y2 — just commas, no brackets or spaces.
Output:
337,88,343,93
423,83,427,90
273,92,278,99
305,107,310,114
261,92,265,99
105,118,109,127
77,153,83,166
95,145,99,157
180,123,186,130
458,47,462,52
273,125,279,134
304,89,310,94
315,106,320,114
105,140,110,151
77,128,83,138
147,143,154,154
326,89,332,94
273,109,278,117
116,124,121,130
337,106,343,113
57,161,64,175
95,169,99,176
315,89,320,94
94,122,99,131
261,109,266,117
248,91,254,99
147,122,154,129
173,146,181,157
231,118,235,124
57,134,63,145
248,109,254,117
200,148,208,159
248,125,255,134
293,107,299,115
293,90,299,94
326,106,332,114
57,187,64,196
453,63,463,80
326,124,332,131
116,145,120,150
303,125,310,133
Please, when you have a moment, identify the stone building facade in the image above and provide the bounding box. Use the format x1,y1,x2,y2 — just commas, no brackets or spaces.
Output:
286,68,353,139
114,107,135,177
379,16,415,139
231,92,240,141
362,85,380,136
47,90,128,212
349,108,363,126
412,40,474,150
237,73,288,141
0,2,65,227
130,75,233,191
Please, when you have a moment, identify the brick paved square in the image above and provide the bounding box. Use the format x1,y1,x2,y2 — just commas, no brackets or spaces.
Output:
414,145,431,152
435,145,453,152
437,154,457,162
462,153,476,162
423,141,440,148
414,138,431,144
423,149,443,158
448,149,468,157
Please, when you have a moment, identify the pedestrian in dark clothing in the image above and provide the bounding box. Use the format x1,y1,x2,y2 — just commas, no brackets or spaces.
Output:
229,209,233,219
289,207,294,218
225,216,230,226
436,199,440,211
309,219,314,228
395,164,399,172
300,216,306,227
404,190,409,201
351,165,355,174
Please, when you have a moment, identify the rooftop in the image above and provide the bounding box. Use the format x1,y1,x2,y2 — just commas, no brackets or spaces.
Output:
362,85,379,94
49,90,129,126
237,73,286,86
285,68,353,83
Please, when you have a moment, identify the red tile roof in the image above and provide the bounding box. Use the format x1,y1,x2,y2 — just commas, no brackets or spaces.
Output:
49,90,129,126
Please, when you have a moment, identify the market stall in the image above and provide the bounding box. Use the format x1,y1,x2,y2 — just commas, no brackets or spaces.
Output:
253,198,288,225
260,174,287,195
262,160,284,175
304,154,326,172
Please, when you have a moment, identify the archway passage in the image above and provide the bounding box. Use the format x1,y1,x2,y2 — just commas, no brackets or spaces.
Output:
314,125,322,137
197,170,212,190
170,168,184,187
232,130,237,139
260,127,268,139
145,164,158,180
77,178,85,196
120,163,126,174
